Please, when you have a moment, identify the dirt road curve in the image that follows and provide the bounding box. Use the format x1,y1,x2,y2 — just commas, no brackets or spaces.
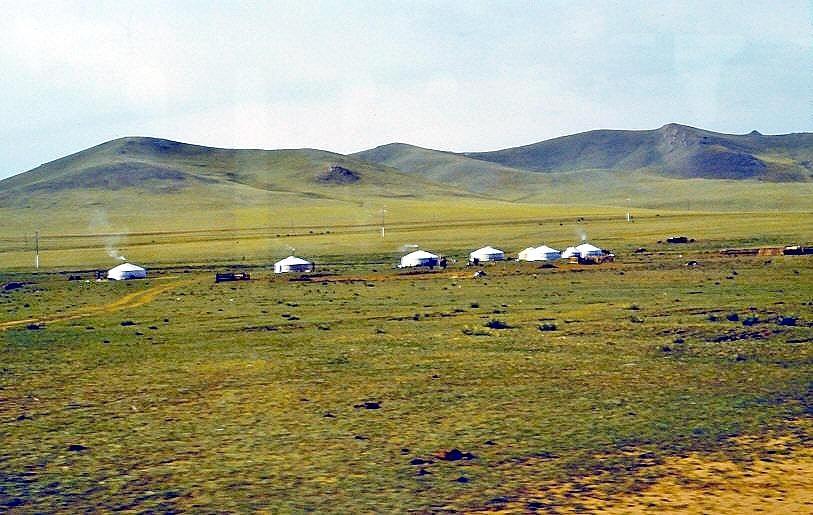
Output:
0,279,192,331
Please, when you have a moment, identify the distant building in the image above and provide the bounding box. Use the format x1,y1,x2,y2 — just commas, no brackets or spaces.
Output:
399,250,439,268
575,243,604,258
518,245,561,261
107,262,147,280
469,246,505,264
274,256,314,274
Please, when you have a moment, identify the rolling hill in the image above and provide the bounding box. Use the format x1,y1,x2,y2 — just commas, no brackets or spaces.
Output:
352,143,538,194
1,124,812,242
464,123,813,181
0,136,473,206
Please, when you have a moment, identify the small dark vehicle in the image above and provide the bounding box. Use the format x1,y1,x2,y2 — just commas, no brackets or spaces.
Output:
215,271,251,283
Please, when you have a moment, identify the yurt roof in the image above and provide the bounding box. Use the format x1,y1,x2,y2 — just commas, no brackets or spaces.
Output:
471,246,503,255
535,245,560,253
275,255,312,266
403,250,438,260
108,262,145,273
576,243,602,253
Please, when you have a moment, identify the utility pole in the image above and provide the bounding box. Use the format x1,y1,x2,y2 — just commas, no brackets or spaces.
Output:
381,208,387,239
626,198,631,222
35,231,39,269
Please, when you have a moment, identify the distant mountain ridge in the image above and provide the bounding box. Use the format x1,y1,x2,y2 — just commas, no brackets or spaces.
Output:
1,124,811,218
0,136,473,207
463,124,813,181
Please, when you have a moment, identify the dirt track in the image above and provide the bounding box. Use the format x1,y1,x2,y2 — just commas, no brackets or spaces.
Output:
0,279,192,331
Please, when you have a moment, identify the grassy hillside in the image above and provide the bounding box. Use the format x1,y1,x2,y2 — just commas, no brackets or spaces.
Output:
352,143,538,194
0,137,476,208
465,124,813,181
1,134,812,271
353,144,813,210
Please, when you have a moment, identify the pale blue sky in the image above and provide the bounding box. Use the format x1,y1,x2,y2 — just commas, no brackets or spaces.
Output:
1,0,811,178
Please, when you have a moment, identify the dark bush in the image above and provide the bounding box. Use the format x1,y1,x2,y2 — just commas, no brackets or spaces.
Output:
777,315,797,326
484,319,511,329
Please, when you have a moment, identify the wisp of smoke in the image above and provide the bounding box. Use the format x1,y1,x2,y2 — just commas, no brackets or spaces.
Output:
399,244,419,253
90,209,128,262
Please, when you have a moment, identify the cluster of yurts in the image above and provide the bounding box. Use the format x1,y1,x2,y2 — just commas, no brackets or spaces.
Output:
274,242,609,274
397,242,607,268
105,243,608,280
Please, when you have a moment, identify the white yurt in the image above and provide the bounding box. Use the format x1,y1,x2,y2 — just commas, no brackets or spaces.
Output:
575,243,604,258
561,246,579,259
469,246,505,263
517,247,537,261
399,250,439,268
518,245,561,261
107,262,146,280
274,256,314,274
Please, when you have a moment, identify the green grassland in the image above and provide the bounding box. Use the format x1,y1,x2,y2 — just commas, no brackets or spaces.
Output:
1,203,811,270
1,214,812,511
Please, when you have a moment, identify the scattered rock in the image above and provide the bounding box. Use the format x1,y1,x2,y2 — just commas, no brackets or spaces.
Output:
3,282,25,291
323,412,335,418
437,448,476,461
120,320,136,326
354,401,380,410
410,457,432,466
67,444,88,452
416,468,432,476
455,476,470,483
777,315,797,326
484,319,511,329
317,165,361,184
25,323,43,331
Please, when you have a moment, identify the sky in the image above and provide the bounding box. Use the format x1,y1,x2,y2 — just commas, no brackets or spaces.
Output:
1,0,811,178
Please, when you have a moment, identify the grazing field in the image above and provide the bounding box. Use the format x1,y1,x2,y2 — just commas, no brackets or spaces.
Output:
1,209,811,512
